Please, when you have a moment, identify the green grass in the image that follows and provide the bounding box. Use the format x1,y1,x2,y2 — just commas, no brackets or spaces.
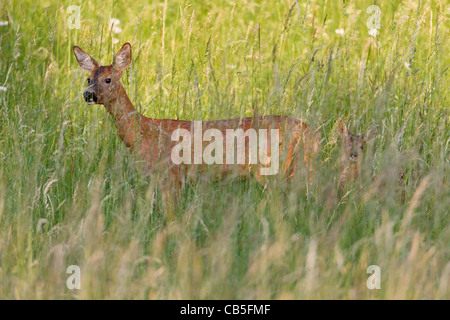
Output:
0,0,448,299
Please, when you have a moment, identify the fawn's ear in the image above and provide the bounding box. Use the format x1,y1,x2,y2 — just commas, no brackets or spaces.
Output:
364,126,379,141
73,46,99,73
113,42,132,73
337,117,349,137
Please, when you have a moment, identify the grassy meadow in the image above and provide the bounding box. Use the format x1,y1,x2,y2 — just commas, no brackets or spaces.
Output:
0,0,448,299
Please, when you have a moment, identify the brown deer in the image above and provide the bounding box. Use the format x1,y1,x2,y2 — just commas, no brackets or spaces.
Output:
337,117,378,192
73,43,320,193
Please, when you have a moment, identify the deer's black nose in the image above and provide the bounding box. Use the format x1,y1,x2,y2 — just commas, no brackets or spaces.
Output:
83,91,98,103
350,151,358,158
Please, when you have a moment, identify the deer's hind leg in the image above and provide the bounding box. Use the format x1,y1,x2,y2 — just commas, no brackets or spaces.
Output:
283,128,320,191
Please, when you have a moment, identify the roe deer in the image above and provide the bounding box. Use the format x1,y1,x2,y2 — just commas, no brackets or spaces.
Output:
337,117,378,192
73,43,320,190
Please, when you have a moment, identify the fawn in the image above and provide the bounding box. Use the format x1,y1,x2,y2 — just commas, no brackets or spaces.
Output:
336,117,378,192
73,43,320,190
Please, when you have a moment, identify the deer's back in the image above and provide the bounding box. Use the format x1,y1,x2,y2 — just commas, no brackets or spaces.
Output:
138,115,318,178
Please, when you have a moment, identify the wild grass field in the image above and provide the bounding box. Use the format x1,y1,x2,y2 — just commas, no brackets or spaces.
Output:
0,0,448,299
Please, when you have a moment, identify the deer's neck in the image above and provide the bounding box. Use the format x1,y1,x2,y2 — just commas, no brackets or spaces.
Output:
104,83,138,120
104,84,143,149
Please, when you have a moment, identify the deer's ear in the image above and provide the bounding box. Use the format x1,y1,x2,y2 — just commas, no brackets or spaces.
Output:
364,126,379,141
73,46,99,73
113,43,132,73
337,117,349,137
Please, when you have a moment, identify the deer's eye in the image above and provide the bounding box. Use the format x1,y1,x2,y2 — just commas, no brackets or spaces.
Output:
105,78,111,84
87,78,90,84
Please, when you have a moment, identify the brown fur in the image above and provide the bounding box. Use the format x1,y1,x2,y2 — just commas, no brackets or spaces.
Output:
337,117,378,193
73,43,320,191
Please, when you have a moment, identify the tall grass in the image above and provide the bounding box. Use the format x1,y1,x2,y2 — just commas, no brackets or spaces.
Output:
0,0,448,299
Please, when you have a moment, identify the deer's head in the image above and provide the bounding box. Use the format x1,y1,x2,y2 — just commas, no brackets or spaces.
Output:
337,117,378,187
337,118,378,164
73,43,132,105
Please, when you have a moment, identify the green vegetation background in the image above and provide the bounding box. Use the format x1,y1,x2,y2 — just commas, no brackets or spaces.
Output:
0,0,448,299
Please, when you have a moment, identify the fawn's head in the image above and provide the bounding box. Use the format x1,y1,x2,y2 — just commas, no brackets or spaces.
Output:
73,43,132,105
337,117,378,165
